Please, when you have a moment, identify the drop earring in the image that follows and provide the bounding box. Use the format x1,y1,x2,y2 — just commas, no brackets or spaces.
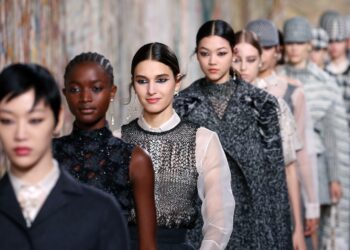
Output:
109,98,116,128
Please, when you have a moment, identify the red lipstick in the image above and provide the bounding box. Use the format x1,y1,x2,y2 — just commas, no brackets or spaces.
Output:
14,147,31,156
146,98,160,104
208,68,219,74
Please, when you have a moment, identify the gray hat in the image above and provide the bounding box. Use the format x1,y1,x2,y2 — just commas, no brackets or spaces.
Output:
319,10,340,29
283,17,312,43
311,28,329,49
321,13,347,41
246,19,279,47
342,15,350,39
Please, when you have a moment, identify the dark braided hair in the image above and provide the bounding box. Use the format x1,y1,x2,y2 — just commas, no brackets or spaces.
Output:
64,52,114,85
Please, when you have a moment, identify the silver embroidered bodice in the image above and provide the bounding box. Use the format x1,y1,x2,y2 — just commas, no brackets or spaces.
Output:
122,119,199,228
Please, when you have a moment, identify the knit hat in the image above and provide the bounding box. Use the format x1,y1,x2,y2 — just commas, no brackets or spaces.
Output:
283,17,312,43
319,10,340,29
246,19,279,47
321,13,347,41
343,15,350,39
311,28,329,49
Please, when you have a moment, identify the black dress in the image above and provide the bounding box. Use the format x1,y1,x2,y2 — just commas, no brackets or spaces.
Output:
174,78,292,250
52,123,135,218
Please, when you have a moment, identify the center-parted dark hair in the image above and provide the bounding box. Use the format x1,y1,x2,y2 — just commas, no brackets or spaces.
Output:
131,42,182,80
195,19,236,52
127,42,184,104
0,63,61,125
195,19,241,79
64,52,114,85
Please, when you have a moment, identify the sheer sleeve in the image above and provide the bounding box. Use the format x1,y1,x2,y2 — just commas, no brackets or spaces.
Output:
196,127,235,250
291,88,320,219
277,98,299,166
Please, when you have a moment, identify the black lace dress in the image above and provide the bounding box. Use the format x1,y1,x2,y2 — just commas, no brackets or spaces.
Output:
174,78,292,250
52,124,135,218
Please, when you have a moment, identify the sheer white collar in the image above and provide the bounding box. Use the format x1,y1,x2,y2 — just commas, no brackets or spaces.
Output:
137,110,181,132
9,159,60,196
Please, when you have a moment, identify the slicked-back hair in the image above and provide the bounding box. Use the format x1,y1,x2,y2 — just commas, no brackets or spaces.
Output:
235,30,263,56
195,19,235,52
195,19,241,79
131,42,182,79
0,63,61,125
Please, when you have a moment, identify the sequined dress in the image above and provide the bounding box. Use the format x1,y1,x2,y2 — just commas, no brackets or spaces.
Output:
120,113,234,250
52,124,135,217
174,78,292,250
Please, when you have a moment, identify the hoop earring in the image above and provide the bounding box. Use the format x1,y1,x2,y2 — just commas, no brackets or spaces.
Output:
174,90,179,97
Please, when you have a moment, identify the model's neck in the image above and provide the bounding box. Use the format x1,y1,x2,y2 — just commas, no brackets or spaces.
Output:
142,108,174,129
289,59,307,69
258,68,274,79
331,54,347,66
75,118,106,131
10,153,54,185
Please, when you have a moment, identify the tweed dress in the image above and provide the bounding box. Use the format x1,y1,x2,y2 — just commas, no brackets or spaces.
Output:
278,62,350,247
174,77,292,250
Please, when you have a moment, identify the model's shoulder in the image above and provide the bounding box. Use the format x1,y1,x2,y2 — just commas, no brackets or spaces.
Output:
308,63,331,81
237,79,278,106
107,128,136,150
121,118,138,130
178,78,204,96
52,134,72,144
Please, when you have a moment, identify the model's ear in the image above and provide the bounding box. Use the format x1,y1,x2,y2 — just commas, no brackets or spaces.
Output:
53,106,64,137
110,85,117,101
174,74,183,94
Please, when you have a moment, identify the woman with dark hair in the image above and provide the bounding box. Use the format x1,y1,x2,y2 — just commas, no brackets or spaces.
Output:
119,42,234,250
53,52,157,250
174,20,292,249
0,63,130,250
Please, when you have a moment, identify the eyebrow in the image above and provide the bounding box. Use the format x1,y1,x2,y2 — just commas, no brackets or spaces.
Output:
135,74,170,78
0,108,46,114
67,79,102,85
198,46,228,51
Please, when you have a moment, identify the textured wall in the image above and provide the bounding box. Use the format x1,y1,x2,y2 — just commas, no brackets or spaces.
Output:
0,0,349,132
0,0,234,132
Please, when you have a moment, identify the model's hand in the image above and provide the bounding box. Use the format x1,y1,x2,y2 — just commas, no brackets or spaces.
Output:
293,227,307,250
330,181,342,203
304,218,319,236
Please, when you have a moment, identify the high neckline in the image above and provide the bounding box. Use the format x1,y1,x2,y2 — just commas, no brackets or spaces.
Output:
201,78,235,96
137,110,181,133
71,122,112,141
283,63,311,75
